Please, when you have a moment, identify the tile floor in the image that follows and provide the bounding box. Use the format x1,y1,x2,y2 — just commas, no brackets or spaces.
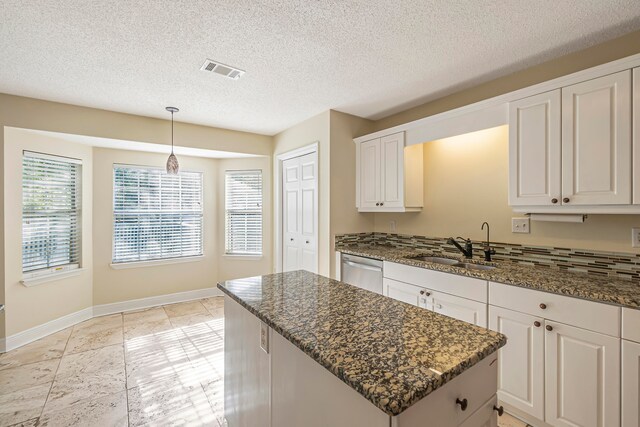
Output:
0,297,527,427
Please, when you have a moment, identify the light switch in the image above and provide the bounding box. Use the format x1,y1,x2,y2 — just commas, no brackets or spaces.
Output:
512,217,530,234
260,321,269,354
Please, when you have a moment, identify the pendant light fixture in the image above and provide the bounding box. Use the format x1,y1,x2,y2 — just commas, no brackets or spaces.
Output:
165,106,180,175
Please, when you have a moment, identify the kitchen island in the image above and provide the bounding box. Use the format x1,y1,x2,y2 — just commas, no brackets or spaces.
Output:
217,270,507,427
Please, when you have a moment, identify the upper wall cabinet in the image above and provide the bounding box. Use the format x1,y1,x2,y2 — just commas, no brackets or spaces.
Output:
509,69,634,212
356,132,423,212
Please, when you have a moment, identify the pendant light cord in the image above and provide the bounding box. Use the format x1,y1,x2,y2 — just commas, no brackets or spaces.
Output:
171,111,175,155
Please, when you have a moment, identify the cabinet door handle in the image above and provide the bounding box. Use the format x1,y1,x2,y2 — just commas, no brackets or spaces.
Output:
493,405,504,416
539,303,547,310
290,238,294,241
546,325,553,331
305,240,310,244
380,202,384,206
456,398,468,411
419,290,431,296
563,197,570,203
376,202,380,206
534,321,541,327
551,198,558,204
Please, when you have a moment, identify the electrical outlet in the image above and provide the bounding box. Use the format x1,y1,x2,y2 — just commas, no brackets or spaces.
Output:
260,321,269,354
389,220,397,233
632,228,640,248
512,217,530,234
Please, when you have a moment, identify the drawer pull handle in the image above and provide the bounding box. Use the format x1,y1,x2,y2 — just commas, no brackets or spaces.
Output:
493,405,504,416
539,303,547,310
306,240,310,244
456,398,468,411
419,290,431,296
551,198,558,204
376,202,380,206
563,197,570,203
546,325,553,331
534,321,541,327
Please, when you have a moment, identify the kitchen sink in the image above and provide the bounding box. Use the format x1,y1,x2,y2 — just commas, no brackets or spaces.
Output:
454,263,496,271
410,256,461,265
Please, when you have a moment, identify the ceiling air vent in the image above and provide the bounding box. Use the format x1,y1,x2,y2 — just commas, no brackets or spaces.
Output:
200,59,245,80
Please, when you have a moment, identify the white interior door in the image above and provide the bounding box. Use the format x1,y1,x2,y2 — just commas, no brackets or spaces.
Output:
508,90,561,206
489,306,544,421
545,321,620,427
282,152,317,273
561,70,632,205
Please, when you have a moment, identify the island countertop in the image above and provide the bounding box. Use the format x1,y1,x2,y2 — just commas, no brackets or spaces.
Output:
217,270,506,416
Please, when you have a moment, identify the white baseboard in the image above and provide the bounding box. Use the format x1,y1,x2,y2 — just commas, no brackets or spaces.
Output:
93,286,223,317
1,286,223,353
1,307,93,353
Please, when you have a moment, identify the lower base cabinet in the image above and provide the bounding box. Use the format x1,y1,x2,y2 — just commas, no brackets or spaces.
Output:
489,306,544,420
623,339,640,427
544,321,620,427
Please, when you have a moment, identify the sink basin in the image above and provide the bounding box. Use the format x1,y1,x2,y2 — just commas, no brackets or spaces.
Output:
411,256,460,265
454,263,496,271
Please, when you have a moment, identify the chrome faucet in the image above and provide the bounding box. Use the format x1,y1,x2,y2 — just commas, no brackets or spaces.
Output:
447,236,473,259
481,222,496,262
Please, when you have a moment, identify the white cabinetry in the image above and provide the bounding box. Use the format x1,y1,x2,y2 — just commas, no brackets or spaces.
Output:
544,321,620,427
383,264,487,328
561,70,632,205
356,132,423,212
432,290,487,327
622,339,640,427
489,306,544,420
634,67,640,204
508,90,561,206
509,69,634,212
489,282,622,426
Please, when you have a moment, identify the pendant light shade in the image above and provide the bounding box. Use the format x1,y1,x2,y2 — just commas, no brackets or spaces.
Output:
165,106,180,175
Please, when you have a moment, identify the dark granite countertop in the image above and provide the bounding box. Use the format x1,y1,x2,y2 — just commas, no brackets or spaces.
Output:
338,244,640,309
217,270,506,416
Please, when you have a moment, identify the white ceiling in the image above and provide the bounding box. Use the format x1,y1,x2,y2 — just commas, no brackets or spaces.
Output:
2,1,640,136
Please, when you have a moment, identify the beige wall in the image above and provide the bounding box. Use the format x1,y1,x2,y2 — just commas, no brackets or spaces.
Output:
273,111,331,275
92,148,219,305
373,126,640,254
217,157,273,282
374,30,640,132
328,111,375,278
0,94,273,339
4,128,94,336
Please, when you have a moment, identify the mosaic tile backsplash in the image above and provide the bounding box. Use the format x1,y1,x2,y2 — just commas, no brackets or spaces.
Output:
335,232,640,281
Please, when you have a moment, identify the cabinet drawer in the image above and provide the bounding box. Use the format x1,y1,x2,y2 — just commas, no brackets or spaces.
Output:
431,290,487,327
384,262,487,303
395,355,498,427
622,307,640,343
489,282,620,336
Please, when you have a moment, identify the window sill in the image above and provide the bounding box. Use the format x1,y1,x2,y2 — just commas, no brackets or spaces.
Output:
223,254,263,261
21,268,86,287
110,256,204,270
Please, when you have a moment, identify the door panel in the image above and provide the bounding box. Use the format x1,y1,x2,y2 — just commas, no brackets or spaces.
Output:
383,278,424,308
381,132,404,208
622,339,640,427
432,291,487,327
545,321,620,427
489,306,544,420
359,139,381,208
562,70,632,205
508,90,561,206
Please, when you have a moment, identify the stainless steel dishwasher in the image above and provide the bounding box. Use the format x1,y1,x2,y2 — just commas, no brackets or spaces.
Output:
341,254,383,294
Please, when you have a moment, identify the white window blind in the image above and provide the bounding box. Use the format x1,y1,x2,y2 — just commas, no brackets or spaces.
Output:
22,151,82,274
113,165,203,264
225,170,262,255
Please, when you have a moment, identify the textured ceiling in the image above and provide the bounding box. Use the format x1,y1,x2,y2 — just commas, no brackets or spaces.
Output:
2,1,640,135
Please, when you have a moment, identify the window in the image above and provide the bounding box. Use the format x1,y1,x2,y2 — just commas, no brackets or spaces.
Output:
22,151,82,276
112,165,203,264
225,170,262,255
